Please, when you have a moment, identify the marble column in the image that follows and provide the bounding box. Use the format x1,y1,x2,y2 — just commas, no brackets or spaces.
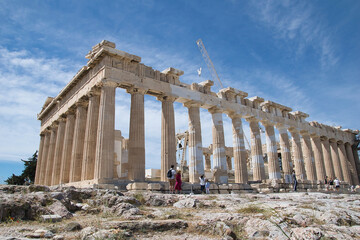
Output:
69,102,88,183
159,95,177,181
209,107,228,184
301,132,317,181
338,142,351,184
264,123,281,180
204,153,211,171
51,118,66,185
44,126,57,185
230,115,248,184
39,131,51,185
94,81,116,182
353,147,360,183
81,91,100,181
289,129,306,180
277,125,292,183
185,102,204,183
127,88,146,181
59,112,75,184
329,139,343,180
247,117,265,181
34,133,45,185
311,135,326,182
345,143,359,185
321,137,335,179
226,156,232,170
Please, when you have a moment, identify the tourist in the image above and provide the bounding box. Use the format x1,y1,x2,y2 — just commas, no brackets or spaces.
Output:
205,179,210,194
175,170,182,194
167,165,176,194
199,175,206,193
334,177,340,191
324,176,329,191
292,170,297,192
329,177,334,191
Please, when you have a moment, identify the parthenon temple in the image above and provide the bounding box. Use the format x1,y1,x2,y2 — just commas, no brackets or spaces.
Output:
35,40,360,192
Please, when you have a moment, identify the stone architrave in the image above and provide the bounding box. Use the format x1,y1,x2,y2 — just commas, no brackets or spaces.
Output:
337,142,351,184
185,102,204,183
69,102,88,183
34,133,45,185
51,118,66,185
127,88,146,181
247,117,265,181
81,90,100,181
321,137,335,179
59,113,75,184
44,126,58,186
230,115,248,184
94,81,117,183
277,125,292,183
311,135,326,182
289,129,306,180
159,95,177,182
345,143,359,185
301,132,317,181
209,107,228,184
204,153,211,171
39,131,51,185
329,139,343,180
264,122,281,180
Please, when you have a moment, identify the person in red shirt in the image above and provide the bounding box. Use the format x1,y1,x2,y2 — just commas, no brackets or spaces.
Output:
174,170,182,194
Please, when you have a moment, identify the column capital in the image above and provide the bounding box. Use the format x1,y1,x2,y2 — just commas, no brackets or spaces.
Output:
126,87,147,95
288,127,300,134
310,133,320,139
261,120,275,127
75,100,88,108
329,138,337,143
337,140,344,145
99,79,118,88
208,106,223,114
87,87,101,97
183,100,201,108
157,95,177,102
245,116,259,123
227,112,242,120
299,130,310,136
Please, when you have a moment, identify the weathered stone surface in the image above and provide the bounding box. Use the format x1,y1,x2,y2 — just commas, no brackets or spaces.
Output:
173,198,199,208
40,214,62,222
64,221,82,231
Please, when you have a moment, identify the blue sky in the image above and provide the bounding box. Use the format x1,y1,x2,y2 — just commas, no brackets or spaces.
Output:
0,0,359,183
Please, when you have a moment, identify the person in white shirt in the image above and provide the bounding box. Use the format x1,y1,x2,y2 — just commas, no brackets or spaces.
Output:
167,165,176,194
199,175,206,193
334,177,340,191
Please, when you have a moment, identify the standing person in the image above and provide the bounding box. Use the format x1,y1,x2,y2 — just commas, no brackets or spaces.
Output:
167,165,176,194
334,177,340,191
199,175,206,194
292,170,297,192
175,170,182,194
205,179,210,194
324,176,329,191
329,177,334,191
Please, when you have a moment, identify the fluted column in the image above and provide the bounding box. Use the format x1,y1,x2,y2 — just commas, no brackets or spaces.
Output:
39,131,51,185
94,81,117,182
59,112,75,184
329,139,343,180
277,125,292,183
226,156,232,170
81,90,100,181
321,137,335,179
34,133,45,185
127,88,146,181
44,126,57,185
51,118,66,185
247,117,265,181
230,115,248,183
338,142,351,184
289,129,306,180
185,102,204,183
311,135,326,182
345,143,359,185
204,153,211,171
301,132,317,181
353,147,360,183
264,122,281,180
69,102,88,182
159,95,177,181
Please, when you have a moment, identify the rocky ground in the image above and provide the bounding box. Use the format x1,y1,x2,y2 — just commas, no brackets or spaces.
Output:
0,185,359,240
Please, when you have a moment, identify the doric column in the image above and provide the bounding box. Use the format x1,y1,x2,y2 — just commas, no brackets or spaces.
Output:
209,107,228,184
277,125,292,183
226,156,232,170
204,153,211,171
185,102,204,183
300,132,317,181
353,147,360,183
44,126,57,185
59,112,75,184
81,90,100,181
69,102,88,183
127,88,146,181
230,115,248,184
321,137,335,179
94,81,117,182
311,135,326,182
39,131,51,185
34,133,45,185
159,95,177,181
329,139,343,180
345,143,359,185
289,129,306,180
51,118,66,185
247,117,265,181
263,122,281,180
337,141,351,184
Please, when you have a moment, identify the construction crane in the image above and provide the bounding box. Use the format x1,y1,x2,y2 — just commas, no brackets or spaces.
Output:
196,39,223,89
